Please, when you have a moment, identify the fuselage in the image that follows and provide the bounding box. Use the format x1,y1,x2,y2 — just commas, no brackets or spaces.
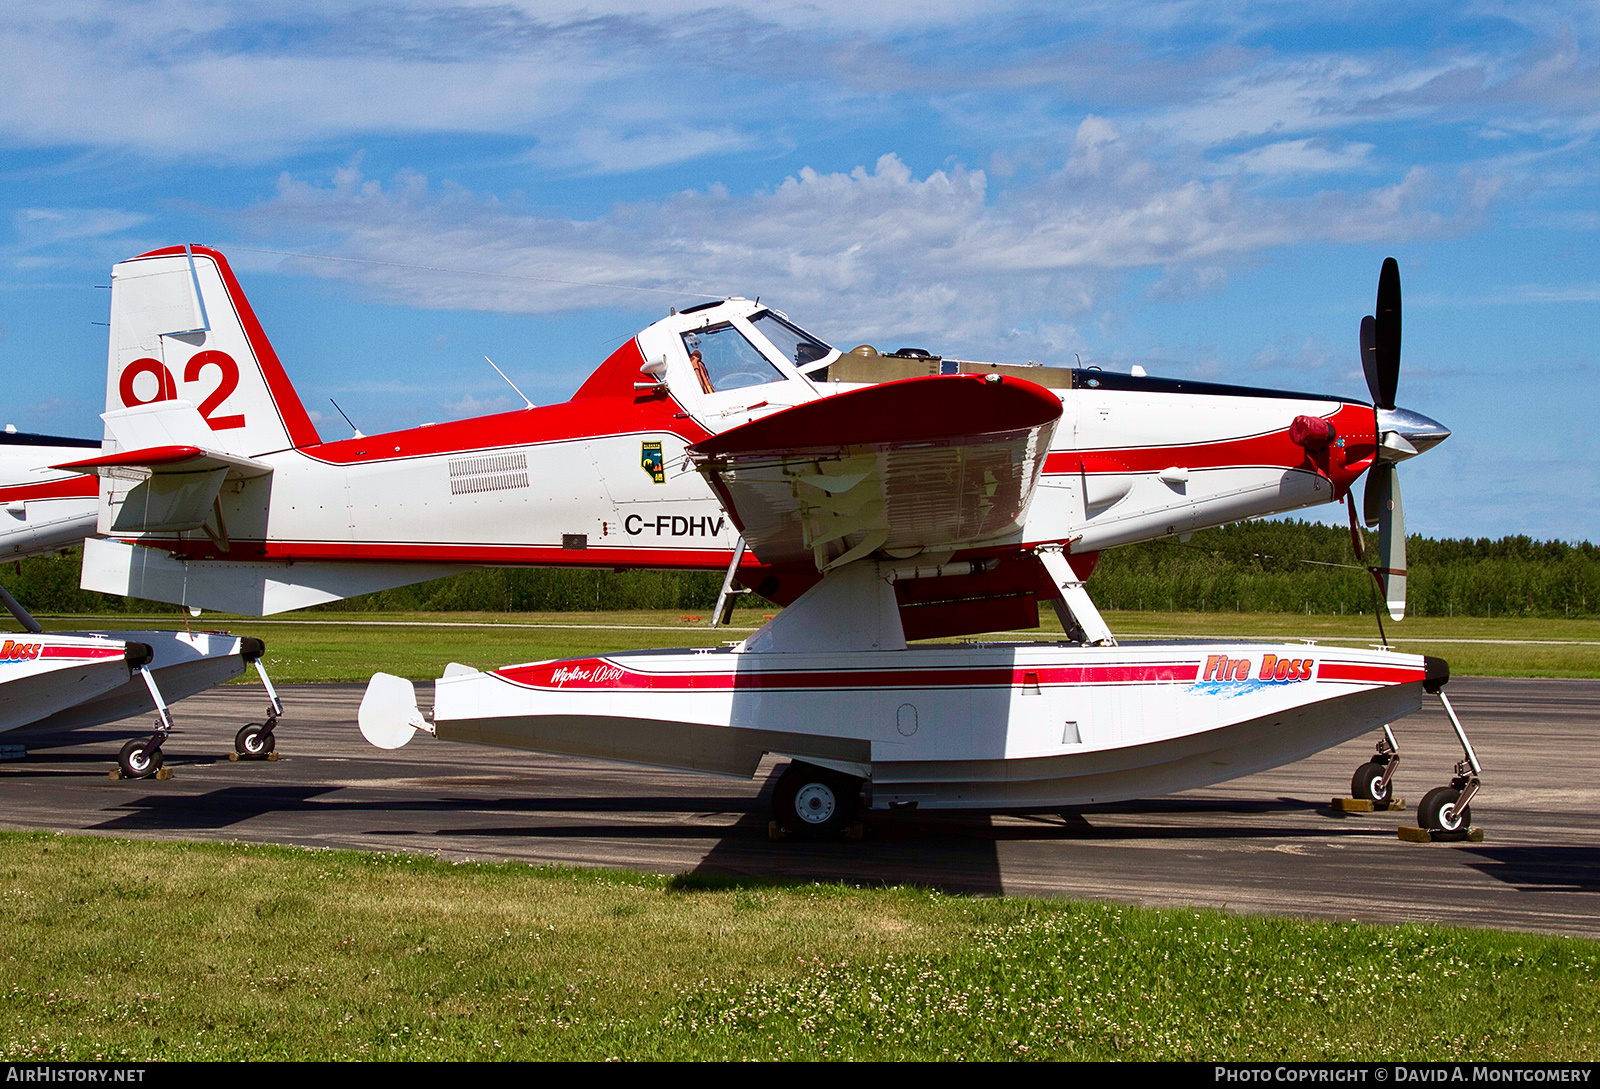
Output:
112,303,1378,573
79,246,1421,619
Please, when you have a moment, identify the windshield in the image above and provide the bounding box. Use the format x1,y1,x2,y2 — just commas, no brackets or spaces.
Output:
749,311,832,370
682,324,786,392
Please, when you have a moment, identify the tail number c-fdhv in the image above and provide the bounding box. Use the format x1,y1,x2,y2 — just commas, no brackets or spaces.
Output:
623,514,726,537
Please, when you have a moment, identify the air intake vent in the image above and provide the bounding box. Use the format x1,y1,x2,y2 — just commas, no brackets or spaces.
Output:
449,452,529,496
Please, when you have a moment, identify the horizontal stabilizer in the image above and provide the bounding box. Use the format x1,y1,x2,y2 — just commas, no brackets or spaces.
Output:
688,374,1060,569
53,444,273,481
103,399,209,450
55,402,273,535
81,538,471,616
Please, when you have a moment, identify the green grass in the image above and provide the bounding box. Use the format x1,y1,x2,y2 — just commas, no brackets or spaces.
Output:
38,610,749,685
2,833,1595,1061
37,609,1600,682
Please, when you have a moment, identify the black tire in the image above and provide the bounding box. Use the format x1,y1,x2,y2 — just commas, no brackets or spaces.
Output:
773,763,860,838
234,723,276,758
1418,786,1471,833
118,738,163,779
1351,761,1392,804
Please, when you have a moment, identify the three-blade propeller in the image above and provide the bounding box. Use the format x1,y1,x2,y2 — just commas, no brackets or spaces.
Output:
1360,257,1409,621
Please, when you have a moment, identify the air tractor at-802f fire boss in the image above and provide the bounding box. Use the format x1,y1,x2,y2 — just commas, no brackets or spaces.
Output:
52,245,1476,835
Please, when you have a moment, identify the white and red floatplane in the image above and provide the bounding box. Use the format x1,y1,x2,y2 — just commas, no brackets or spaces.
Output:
355,259,1480,839
35,244,1476,830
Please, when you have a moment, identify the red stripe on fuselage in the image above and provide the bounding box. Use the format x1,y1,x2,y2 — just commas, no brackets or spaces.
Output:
1043,402,1377,493
0,476,99,502
117,537,748,569
296,403,711,466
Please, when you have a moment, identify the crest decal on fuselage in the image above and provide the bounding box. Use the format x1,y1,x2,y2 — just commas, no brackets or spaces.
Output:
641,441,665,484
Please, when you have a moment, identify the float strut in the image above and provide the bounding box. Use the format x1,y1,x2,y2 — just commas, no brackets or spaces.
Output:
136,666,176,744
1375,724,1401,797
255,657,284,736
1438,690,1483,810
1036,547,1115,646
711,536,750,628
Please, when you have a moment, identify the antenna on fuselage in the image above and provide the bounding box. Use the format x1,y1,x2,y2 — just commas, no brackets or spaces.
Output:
329,398,365,439
485,356,536,409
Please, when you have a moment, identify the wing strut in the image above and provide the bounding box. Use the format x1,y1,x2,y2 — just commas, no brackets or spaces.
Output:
1036,548,1115,646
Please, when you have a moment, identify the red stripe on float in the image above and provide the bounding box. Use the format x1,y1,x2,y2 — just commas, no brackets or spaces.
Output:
1315,661,1424,685
38,645,126,660
491,658,1200,691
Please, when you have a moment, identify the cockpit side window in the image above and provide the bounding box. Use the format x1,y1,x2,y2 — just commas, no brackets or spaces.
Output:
748,311,833,370
681,324,785,392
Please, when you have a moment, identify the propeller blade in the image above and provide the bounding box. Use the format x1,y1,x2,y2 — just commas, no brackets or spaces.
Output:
1372,257,1401,410
1368,463,1407,620
1360,314,1382,408
1345,493,1367,562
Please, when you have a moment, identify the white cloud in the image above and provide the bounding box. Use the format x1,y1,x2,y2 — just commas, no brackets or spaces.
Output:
1218,138,1374,175
530,125,762,174
12,207,149,244
5,0,1594,179
1147,264,1228,301
235,126,1496,358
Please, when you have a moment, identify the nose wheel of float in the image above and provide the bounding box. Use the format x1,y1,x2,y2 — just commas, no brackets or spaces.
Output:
1418,780,1473,835
1349,726,1401,807
233,721,277,758
113,667,176,780
117,735,165,779
1408,690,1483,841
231,658,285,761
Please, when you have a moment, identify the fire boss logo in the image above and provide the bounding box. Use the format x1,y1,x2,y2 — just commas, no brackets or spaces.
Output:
0,640,42,661
641,441,665,484
1202,654,1315,683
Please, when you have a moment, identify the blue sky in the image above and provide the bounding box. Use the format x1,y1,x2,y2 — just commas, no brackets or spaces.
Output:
1,0,1596,541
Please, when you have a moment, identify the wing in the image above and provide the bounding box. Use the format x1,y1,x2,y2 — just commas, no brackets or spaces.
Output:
687,374,1061,570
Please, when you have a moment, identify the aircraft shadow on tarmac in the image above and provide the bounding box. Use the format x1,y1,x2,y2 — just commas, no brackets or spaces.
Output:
82,767,1408,901
1459,846,1600,893
88,785,753,832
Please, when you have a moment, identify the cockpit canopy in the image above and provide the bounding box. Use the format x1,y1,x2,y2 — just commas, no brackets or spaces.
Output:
678,309,833,394
632,299,839,430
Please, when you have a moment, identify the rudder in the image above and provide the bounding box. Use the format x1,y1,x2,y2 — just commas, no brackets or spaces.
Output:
105,245,321,457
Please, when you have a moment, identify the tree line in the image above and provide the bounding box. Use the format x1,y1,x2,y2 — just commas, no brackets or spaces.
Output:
5,520,1596,618
1087,520,1599,618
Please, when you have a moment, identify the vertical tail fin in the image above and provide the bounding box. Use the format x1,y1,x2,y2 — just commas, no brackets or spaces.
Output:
105,245,321,457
